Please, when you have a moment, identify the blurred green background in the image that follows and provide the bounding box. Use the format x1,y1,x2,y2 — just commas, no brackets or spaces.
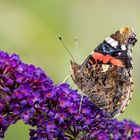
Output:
0,0,140,139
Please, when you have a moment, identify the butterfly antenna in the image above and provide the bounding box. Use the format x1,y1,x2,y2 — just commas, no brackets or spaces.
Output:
59,36,75,62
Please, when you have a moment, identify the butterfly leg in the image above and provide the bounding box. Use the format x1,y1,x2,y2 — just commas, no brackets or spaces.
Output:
59,73,72,85
79,94,84,113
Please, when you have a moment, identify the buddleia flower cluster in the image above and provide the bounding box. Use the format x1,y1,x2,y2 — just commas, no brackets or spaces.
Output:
0,50,140,140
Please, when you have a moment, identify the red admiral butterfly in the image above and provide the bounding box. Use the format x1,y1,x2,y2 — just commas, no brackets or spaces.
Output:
70,27,137,117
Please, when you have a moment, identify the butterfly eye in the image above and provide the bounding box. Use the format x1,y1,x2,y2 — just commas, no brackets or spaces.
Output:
128,37,137,46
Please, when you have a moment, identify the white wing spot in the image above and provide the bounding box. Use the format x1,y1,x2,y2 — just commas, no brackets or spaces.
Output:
102,64,110,72
121,45,126,50
105,36,118,48
118,52,121,56
110,41,118,48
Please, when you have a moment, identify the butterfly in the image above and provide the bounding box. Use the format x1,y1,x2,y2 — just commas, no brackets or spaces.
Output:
70,27,137,117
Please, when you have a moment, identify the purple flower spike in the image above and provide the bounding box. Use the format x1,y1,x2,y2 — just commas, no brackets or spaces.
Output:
0,50,140,139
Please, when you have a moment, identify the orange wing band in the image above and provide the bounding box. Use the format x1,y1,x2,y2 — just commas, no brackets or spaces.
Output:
92,52,124,67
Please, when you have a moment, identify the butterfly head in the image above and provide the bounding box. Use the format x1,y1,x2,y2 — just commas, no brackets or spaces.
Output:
110,27,137,48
